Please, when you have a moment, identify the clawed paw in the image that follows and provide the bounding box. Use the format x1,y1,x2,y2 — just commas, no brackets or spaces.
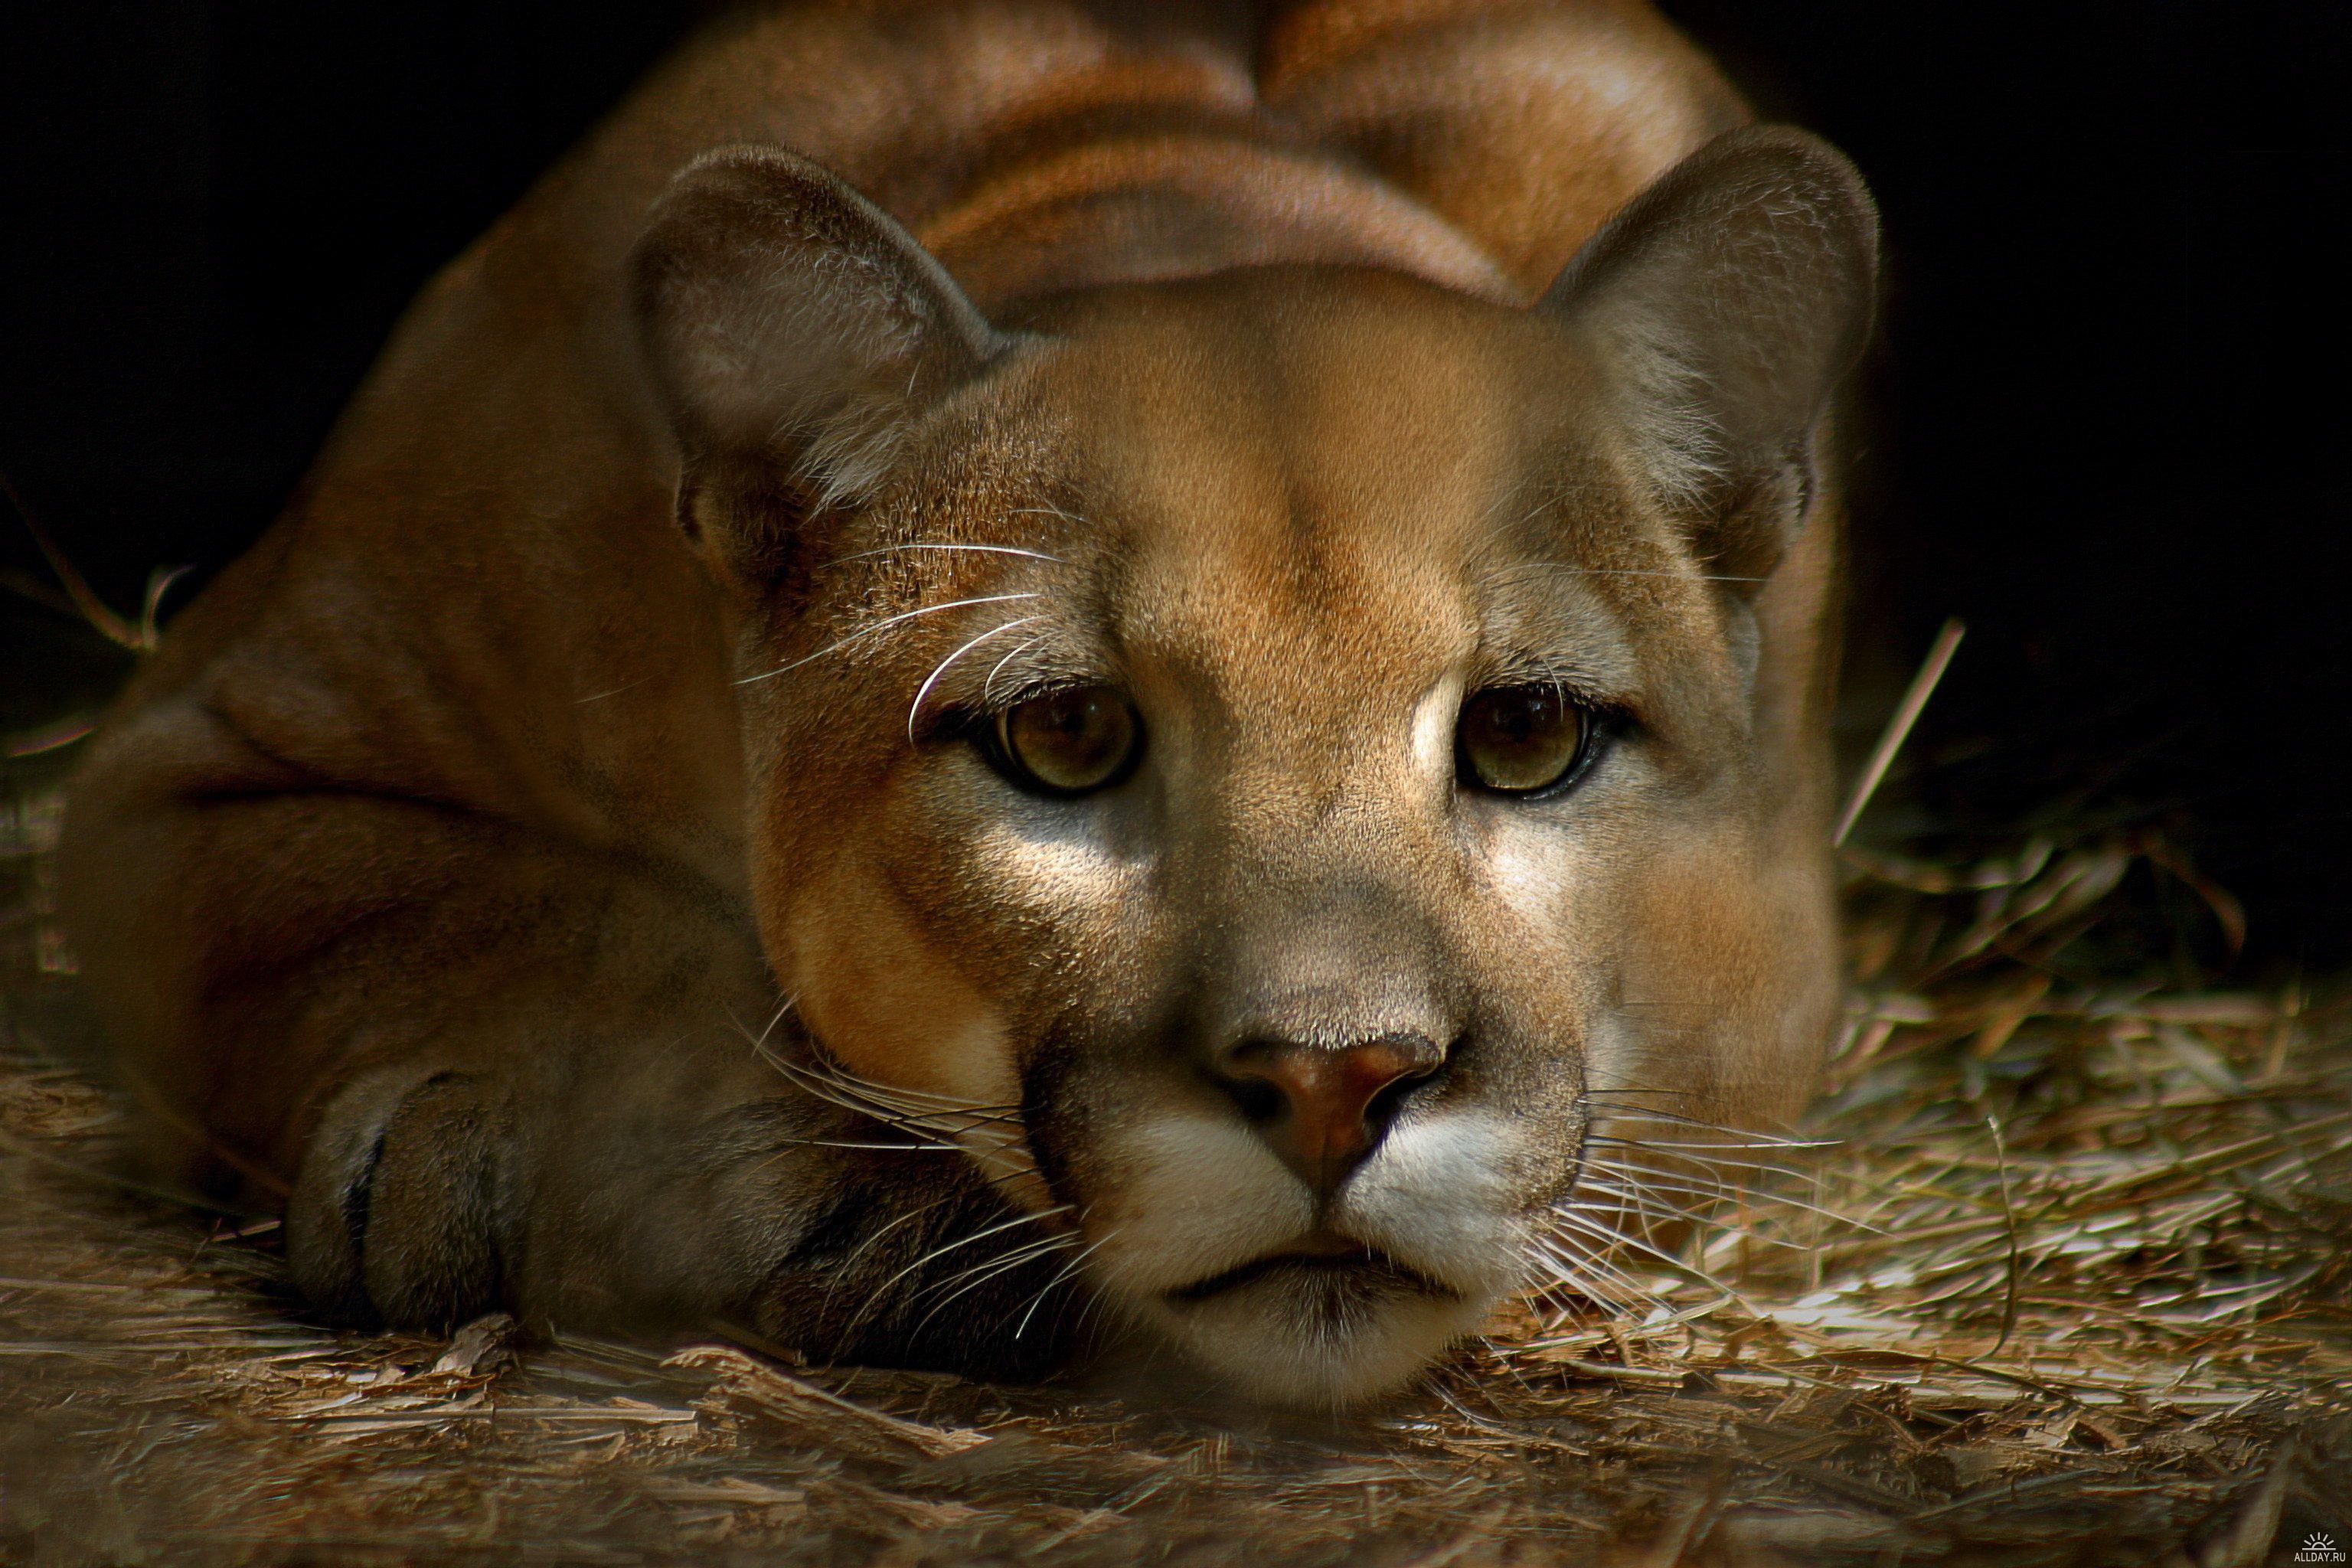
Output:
287,1068,513,1331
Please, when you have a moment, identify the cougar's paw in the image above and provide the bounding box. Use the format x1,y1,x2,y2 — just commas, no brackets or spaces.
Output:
288,1068,514,1330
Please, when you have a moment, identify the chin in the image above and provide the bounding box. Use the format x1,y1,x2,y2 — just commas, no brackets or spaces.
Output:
1130,1255,1499,1410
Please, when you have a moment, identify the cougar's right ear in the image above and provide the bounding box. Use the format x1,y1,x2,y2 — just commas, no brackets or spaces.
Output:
632,145,1007,586
1539,126,1877,587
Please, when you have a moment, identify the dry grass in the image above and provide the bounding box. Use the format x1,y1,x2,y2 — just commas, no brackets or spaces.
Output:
2,756,2347,1566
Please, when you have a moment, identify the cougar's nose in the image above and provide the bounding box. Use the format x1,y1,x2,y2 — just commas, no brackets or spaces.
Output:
1214,1034,1443,1196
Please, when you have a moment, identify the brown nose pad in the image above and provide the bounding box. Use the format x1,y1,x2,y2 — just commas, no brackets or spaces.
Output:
1217,1037,1442,1195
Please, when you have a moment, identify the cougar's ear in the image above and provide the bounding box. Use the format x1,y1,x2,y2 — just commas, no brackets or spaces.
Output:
1542,126,1877,584
632,145,1006,581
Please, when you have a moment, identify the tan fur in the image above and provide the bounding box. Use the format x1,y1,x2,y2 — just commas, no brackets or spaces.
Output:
59,1,1873,1404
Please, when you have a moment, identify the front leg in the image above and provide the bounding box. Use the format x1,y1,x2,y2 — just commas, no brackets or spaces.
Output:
285,1009,1081,1378
64,781,1078,1377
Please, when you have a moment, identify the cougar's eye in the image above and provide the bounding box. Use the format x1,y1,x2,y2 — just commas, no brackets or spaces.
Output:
991,686,1142,795
1457,686,1592,795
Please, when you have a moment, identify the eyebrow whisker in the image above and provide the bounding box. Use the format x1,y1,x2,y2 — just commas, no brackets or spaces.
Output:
829,542,1067,566
908,616,1042,742
982,631,1052,706
1005,502,1090,528
736,593,1043,686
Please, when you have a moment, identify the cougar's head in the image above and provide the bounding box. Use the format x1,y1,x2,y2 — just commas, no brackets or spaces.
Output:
634,127,1876,1407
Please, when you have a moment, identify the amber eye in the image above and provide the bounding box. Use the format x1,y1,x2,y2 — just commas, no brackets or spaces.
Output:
991,686,1142,795
1457,686,1592,795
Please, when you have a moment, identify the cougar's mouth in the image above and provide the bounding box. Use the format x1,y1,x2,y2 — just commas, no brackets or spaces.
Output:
1167,1232,1452,1304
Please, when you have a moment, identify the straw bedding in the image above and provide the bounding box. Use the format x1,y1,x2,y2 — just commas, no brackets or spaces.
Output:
2,754,2346,1566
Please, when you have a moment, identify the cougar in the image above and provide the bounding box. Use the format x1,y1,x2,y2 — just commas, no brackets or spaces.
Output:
60,0,1875,1407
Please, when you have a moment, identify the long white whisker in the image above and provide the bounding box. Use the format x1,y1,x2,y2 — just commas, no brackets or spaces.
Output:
1547,1205,1746,1298
752,994,800,1052
752,1039,1015,1117
830,543,1067,567
762,1052,1021,1141
1532,1222,1662,1298
905,1233,1082,1338
1519,1233,1655,1315
867,1204,1076,1304
760,1052,967,1131
815,1195,962,1318
1519,1236,1618,1304
1013,1233,1112,1341
1583,1138,1825,1183
1005,503,1089,527
1583,1159,1877,1233
1522,1223,1648,1301
1595,1133,1836,1155
1573,1176,1808,1256
913,1232,1078,1309
1578,1156,1744,1210
1574,1173,1708,1227
726,996,1021,1125
908,616,1039,742
737,593,1042,686
1579,1106,1829,1147
982,632,1049,705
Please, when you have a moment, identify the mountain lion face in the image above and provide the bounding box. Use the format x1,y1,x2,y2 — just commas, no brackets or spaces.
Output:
635,132,1874,1405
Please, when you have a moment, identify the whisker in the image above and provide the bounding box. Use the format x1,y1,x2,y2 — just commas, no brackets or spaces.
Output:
1518,1233,1663,1317
1522,1220,1654,1298
1579,1101,1825,1145
757,1051,1021,1148
737,593,1042,686
1578,1086,1710,1101
904,1233,1083,1339
752,1040,1017,1119
1583,1138,1827,1182
1012,1233,1113,1341
1534,1234,1679,1314
814,1194,962,1319
1579,1152,1747,1200
1005,503,1089,528
865,1204,1076,1304
908,616,1040,742
1063,1242,1135,1344
1576,1178,1809,1256
751,994,800,1053
829,543,1067,567
722,1004,1050,1206
1573,1169,1711,1223
982,632,1050,705
1544,1204,1749,1302
1585,1129,1812,1159
575,675,654,705
1518,1233,1626,1303
1582,1159,1880,1234
913,1230,1079,1305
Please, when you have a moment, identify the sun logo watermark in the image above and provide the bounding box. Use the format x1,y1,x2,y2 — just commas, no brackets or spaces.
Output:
2294,1532,2347,1564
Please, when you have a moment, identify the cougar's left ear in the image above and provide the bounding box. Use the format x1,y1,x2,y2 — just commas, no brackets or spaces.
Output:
1542,126,1878,584
632,145,1008,584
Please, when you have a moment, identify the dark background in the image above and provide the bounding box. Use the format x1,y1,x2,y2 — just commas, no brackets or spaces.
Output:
4,2,2347,965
